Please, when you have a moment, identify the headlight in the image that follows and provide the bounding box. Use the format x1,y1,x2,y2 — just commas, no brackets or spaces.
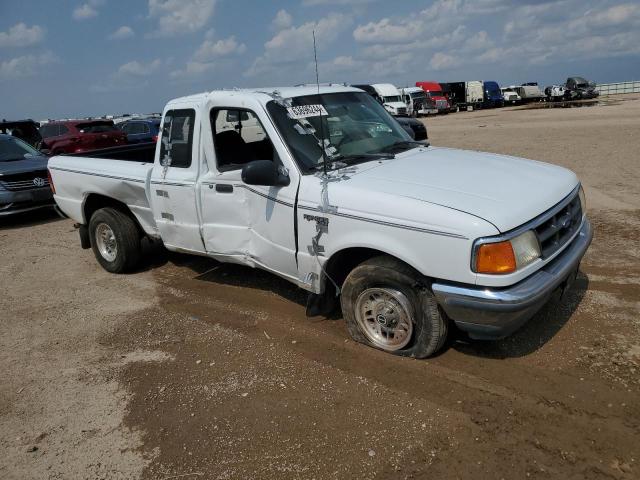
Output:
474,230,541,274
578,185,586,215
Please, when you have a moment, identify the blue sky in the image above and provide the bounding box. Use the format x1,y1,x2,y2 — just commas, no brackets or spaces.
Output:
1,0,640,120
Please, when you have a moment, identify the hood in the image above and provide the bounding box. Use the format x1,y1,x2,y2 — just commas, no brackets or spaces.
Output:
0,155,49,175
383,102,406,109
346,146,578,232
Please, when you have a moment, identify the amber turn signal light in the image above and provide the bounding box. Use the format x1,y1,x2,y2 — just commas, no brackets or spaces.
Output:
475,241,516,274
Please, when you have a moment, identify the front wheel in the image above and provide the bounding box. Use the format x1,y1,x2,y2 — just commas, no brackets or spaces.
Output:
341,256,449,358
89,207,142,273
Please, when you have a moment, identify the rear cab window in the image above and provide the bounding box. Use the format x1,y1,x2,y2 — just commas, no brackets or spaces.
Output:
160,109,195,169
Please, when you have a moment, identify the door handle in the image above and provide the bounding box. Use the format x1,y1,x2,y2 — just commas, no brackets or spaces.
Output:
215,184,233,193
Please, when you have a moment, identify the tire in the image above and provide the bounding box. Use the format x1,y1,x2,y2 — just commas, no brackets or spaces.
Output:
88,207,142,273
341,256,448,358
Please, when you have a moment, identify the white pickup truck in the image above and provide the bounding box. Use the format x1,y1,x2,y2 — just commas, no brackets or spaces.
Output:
49,85,592,358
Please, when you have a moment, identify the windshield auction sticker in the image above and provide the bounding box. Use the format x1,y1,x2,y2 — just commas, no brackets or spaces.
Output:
287,104,328,119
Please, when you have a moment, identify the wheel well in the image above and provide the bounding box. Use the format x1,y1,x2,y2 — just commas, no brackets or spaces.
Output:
83,194,143,235
324,248,391,290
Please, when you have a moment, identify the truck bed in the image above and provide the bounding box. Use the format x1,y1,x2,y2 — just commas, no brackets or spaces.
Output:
49,149,157,236
69,142,157,163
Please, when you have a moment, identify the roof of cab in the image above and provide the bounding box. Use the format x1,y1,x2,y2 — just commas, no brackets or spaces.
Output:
165,85,362,108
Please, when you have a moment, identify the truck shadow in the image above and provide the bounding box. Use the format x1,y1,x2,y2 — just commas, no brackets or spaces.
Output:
167,254,310,307
161,254,590,359
0,207,63,230
450,272,590,359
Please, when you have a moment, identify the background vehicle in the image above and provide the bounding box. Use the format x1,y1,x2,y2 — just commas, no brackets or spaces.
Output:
415,82,450,113
519,83,544,102
545,85,570,102
439,81,483,110
0,134,54,216
370,84,408,116
49,85,591,359
501,87,521,104
565,77,599,99
0,120,43,149
399,87,437,116
483,81,504,107
395,116,428,141
40,120,127,155
117,118,160,144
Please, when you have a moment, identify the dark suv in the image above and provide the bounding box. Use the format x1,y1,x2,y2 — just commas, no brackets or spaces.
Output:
117,118,161,144
40,120,127,155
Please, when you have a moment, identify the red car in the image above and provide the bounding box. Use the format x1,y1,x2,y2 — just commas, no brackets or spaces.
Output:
39,120,127,154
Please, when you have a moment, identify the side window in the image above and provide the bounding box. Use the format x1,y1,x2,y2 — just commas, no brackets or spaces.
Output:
160,109,195,169
59,125,69,135
211,108,274,172
40,125,57,138
141,123,150,134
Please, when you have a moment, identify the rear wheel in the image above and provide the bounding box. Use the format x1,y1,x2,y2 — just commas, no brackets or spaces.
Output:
89,207,141,273
341,256,449,358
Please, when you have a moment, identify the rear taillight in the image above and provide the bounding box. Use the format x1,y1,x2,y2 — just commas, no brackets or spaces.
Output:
152,135,158,143
47,169,56,194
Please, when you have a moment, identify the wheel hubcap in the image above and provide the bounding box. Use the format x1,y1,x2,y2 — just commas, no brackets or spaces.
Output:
95,223,117,262
355,288,414,351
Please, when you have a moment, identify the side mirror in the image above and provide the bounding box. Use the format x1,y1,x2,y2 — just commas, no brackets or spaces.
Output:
241,160,290,187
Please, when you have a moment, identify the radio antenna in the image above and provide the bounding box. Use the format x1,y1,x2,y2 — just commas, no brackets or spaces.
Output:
313,29,328,175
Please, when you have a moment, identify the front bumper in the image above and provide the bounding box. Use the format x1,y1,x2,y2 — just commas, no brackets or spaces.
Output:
432,218,593,340
0,187,55,216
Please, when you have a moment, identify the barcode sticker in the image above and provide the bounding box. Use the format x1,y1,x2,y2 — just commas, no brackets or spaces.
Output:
287,104,328,119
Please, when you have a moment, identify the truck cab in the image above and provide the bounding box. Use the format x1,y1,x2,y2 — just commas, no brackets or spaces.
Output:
369,84,408,116
415,82,450,113
399,87,437,116
482,81,504,108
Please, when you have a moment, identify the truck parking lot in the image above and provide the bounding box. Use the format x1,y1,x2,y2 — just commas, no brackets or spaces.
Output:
1,95,639,479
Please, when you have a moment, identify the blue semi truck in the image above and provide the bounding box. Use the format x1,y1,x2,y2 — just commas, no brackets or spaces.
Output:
483,81,504,108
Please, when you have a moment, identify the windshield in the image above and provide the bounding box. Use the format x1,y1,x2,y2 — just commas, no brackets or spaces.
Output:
427,91,444,98
266,91,413,172
0,135,41,162
383,95,402,103
410,92,427,100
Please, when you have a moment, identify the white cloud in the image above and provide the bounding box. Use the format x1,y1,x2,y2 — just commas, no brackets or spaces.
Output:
90,58,164,92
271,9,293,31
116,59,162,77
0,23,45,48
109,26,135,40
147,0,216,37
0,52,57,79
429,52,460,71
194,35,246,61
303,0,376,5
245,13,352,77
72,1,101,21
170,33,246,79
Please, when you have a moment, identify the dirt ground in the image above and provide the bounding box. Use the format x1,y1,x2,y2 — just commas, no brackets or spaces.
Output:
1,95,639,480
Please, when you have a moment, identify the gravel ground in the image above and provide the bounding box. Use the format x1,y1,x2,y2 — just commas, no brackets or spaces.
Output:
1,95,639,479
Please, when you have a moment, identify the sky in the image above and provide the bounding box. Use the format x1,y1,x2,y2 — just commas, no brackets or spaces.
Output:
1,0,640,120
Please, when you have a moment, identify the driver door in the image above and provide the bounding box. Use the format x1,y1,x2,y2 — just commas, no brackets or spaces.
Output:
199,100,300,281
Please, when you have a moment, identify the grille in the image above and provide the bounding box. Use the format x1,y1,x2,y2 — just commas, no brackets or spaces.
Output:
534,192,582,258
396,107,407,115
0,170,49,191
436,99,448,109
